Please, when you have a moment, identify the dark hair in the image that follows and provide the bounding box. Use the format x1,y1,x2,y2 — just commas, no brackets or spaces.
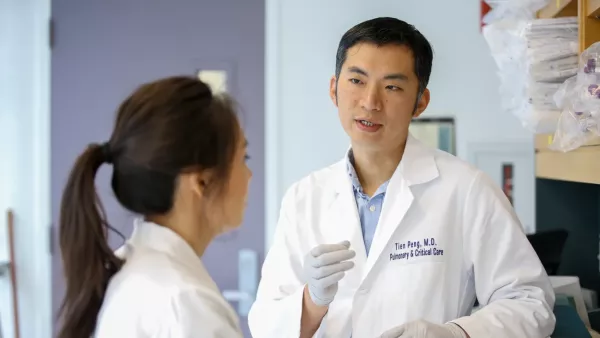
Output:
335,17,434,95
57,76,241,338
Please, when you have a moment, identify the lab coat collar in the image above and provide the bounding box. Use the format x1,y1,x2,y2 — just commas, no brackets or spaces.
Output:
128,218,207,275
335,134,439,192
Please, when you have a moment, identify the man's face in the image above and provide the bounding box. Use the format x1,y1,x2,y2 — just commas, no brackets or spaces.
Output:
330,42,430,152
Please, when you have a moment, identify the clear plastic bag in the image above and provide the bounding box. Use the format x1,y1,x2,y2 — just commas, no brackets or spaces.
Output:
483,6,579,134
483,0,552,24
550,42,600,152
529,81,563,110
551,110,596,152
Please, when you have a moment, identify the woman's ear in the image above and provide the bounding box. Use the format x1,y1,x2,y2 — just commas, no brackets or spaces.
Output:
186,170,214,199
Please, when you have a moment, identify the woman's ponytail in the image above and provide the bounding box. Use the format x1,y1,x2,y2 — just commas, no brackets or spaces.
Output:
57,143,123,338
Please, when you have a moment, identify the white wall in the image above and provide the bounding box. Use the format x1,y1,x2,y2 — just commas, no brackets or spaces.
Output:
0,0,52,337
265,0,535,249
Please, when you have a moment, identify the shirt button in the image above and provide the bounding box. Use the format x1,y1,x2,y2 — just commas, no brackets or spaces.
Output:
369,205,376,212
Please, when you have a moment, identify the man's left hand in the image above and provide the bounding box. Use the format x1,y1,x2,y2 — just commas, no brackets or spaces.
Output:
378,320,468,338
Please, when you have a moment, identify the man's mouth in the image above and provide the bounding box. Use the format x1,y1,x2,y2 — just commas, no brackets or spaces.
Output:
358,120,375,127
355,119,383,132
356,119,382,126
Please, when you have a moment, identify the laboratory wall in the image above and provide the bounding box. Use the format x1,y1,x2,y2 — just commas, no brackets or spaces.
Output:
264,0,537,248
0,0,52,337
50,0,264,336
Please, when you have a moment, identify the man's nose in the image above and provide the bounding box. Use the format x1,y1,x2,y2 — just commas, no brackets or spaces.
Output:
360,85,382,111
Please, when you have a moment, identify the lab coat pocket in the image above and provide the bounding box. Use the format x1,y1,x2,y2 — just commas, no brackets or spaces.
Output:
378,261,448,328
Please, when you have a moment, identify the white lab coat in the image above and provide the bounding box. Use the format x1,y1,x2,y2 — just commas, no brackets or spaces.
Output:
94,219,243,338
248,136,556,338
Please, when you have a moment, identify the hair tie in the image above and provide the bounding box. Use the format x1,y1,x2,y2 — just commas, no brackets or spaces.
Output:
100,142,113,164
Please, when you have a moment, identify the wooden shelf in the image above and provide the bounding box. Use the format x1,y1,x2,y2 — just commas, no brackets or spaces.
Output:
534,1,600,184
588,0,600,17
535,134,600,150
535,134,600,184
538,0,578,18
581,0,600,51
536,145,600,184
537,0,600,51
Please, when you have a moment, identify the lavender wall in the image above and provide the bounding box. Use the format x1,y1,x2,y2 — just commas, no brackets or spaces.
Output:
51,0,264,336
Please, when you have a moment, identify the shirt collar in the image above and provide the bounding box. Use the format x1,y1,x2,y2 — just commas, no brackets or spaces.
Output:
346,149,363,192
337,134,439,194
346,148,390,196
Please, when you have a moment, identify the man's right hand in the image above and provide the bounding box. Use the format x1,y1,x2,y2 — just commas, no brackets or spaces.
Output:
303,240,356,307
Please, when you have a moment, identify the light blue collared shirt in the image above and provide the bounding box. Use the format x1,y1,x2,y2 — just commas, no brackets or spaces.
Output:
346,150,389,256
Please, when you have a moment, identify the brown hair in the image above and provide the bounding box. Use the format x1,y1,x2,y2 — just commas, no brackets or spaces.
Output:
57,76,240,338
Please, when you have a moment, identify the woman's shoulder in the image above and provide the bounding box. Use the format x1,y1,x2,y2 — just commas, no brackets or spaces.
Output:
97,248,242,337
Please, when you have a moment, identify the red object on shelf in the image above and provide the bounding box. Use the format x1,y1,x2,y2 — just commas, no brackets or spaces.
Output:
481,1,492,31
502,163,514,205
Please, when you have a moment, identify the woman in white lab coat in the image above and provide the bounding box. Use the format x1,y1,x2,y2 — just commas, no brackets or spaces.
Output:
57,76,251,338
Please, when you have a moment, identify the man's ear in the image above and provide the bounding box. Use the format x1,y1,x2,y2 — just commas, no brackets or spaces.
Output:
329,76,338,107
413,88,430,118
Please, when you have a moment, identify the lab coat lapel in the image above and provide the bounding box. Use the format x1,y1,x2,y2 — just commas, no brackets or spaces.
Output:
331,161,368,281
363,169,413,278
363,135,439,278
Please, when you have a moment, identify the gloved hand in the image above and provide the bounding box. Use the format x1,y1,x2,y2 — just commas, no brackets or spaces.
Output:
303,240,356,307
378,320,468,338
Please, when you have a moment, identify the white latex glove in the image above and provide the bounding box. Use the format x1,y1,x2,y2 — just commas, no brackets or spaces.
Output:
303,240,355,306
378,320,468,338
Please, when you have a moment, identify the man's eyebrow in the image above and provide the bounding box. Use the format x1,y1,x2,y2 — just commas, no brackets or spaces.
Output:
384,73,409,81
348,66,368,76
346,66,409,81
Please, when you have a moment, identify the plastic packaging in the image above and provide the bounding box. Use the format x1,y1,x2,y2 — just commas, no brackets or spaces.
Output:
550,42,600,152
482,0,551,24
482,0,581,134
525,17,579,115
483,20,533,129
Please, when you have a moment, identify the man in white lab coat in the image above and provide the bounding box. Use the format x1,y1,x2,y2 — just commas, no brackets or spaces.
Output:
248,17,556,338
